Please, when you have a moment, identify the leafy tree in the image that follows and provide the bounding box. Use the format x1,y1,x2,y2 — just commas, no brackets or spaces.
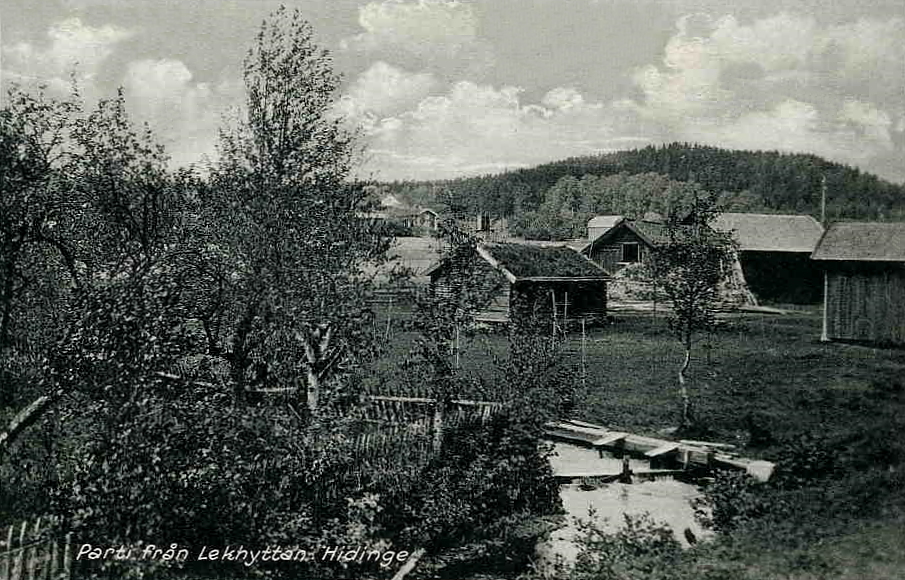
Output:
644,186,735,430
511,173,703,240
196,6,391,412
0,87,82,405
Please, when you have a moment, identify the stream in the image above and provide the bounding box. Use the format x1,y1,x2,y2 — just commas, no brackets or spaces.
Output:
537,442,711,567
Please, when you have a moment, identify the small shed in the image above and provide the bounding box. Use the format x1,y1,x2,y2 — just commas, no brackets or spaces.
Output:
428,242,610,328
811,222,905,346
713,213,824,303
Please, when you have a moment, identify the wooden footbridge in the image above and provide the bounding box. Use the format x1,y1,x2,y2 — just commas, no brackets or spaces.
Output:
545,418,775,483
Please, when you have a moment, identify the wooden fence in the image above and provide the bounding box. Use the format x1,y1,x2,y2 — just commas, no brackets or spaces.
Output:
316,396,505,499
363,395,503,426
0,518,71,580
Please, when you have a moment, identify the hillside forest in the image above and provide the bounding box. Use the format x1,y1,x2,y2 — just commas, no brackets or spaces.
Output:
381,144,905,240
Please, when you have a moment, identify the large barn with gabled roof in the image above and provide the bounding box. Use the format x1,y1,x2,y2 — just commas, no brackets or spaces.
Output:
582,212,825,304
712,213,825,304
427,242,610,328
811,222,905,346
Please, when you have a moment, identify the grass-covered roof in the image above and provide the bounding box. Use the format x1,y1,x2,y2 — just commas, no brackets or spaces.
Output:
484,243,608,279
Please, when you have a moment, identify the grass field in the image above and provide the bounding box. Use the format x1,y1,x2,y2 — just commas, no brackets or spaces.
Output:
372,306,905,451
371,305,905,579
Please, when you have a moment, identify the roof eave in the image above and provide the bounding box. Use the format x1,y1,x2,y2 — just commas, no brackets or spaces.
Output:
811,256,905,263
515,276,611,282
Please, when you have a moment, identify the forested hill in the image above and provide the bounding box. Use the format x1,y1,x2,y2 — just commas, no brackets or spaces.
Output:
383,143,905,222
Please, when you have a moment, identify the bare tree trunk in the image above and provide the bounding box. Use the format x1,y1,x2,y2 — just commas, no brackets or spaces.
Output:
229,298,260,405
678,334,692,429
305,364,320,414
302,323,333,416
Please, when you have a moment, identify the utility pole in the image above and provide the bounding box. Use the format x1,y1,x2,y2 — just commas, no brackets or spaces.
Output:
820,174,829,342
820,175,827,227
581,318,587,389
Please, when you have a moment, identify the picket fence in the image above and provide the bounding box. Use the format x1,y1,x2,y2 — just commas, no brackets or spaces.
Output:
0,518,71,580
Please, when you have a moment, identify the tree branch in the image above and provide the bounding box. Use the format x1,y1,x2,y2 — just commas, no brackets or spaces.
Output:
0,390,61,455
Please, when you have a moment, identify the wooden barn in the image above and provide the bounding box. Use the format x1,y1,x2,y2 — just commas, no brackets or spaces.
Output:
427,242,610,328
811,222,905,346
581,219,675,273
713,213,824,304
582,213,823,304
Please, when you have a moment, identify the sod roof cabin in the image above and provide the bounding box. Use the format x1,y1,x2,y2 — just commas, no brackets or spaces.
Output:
812,222,905,346
427,242,610,327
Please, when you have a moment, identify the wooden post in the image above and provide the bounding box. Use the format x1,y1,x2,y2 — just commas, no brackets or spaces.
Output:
27,518,41,580
63,533,72,580
454,325,460,371
2,523,12,580
563,291,569,334
431,401,444,453
821,271,830,342
14,520,26,580
820,175,827,227
49,537,58,580
581,318,587,389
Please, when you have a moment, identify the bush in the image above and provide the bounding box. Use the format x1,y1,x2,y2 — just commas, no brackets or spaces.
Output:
379,413,562,574
693,470,769,534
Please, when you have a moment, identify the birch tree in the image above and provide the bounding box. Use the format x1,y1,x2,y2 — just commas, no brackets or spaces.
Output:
646,187,734,430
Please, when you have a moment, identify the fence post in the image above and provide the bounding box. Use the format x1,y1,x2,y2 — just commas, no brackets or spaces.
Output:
48,539,57,580
62,533,72,580
27,518,41,580
2,523,12,580
13,520,26,580
431,401,444,453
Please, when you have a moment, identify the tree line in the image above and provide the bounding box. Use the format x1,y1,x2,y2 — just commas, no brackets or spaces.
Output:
380,143,905,234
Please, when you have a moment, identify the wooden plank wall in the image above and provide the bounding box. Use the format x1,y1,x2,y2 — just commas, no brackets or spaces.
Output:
589,228,648,273
827,266,905,345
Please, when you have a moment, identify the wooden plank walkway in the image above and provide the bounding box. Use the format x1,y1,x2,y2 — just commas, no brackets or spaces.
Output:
545,419,775,482
555,469,685,484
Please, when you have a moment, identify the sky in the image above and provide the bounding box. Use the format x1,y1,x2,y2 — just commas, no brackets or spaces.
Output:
2,0,904,183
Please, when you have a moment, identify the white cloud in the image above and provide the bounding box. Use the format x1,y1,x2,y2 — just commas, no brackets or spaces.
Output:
838,100,894,148
626,12,904,177
343,0,479,57
340,0,494,80
542,87,586,110
352,80,640,180
1,18,133,95
335,61,437,122
123,59,239,168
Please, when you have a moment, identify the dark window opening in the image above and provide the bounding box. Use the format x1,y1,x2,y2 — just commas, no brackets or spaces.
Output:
620,242,640,263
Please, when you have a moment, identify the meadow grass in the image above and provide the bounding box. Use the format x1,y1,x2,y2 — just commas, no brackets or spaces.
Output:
368,305,905,579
